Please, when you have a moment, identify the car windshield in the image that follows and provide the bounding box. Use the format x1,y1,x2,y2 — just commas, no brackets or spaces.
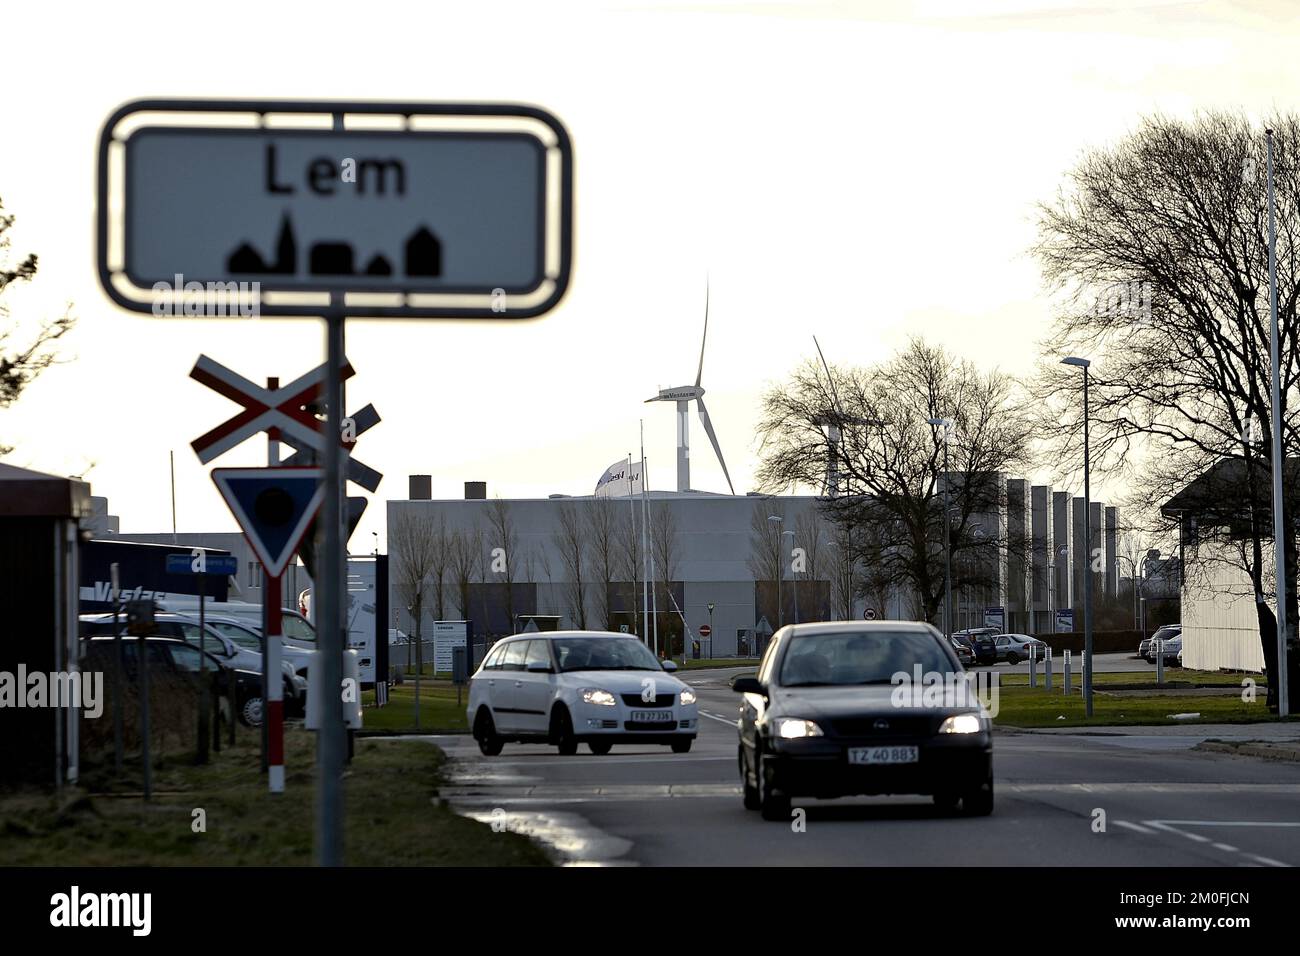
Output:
553,637,663,672
779,630,955,687
211,622,262,650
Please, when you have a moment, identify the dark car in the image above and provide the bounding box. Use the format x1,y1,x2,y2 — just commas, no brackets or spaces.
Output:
83,635,267,726
732,621,993,821
953,627,1000,665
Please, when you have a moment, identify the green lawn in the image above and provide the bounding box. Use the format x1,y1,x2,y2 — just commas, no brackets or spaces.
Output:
992,682,1286,728
361,682,470,733
679,657,760,671
0,726,550,866
994,669,1265,689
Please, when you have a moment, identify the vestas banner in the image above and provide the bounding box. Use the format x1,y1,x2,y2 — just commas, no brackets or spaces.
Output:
79,540,233,611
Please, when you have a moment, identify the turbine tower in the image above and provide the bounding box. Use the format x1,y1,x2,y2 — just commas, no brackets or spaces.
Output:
645,282,736,495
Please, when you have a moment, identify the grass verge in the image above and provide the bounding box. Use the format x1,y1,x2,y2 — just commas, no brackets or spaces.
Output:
360,682,470,733
992,682,1287,728
0,726,550,866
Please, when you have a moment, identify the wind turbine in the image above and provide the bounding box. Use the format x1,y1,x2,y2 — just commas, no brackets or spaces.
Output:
812,336,878,497
645,282,736,495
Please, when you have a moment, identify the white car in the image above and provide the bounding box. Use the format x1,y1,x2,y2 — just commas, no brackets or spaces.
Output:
467,631,699,756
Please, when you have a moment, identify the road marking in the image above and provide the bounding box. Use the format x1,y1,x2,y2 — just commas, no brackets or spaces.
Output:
701,711,738,726
1247,854,1288,867
1146,821,1211,843
1114,820,1157,835
1152,820,1300,827
1212,843,1239,853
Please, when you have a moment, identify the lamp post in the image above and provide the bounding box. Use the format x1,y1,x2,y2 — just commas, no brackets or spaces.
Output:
1061,356,1094,718
768,515,784,629
927,418,955,639
707,602,714,659
780,529,799,624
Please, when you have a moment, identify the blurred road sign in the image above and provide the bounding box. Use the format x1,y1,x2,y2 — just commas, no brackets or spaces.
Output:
863,608,877,621
698,624,712,638
298,497,368,579
165,553,239,577
97,99,573,320
212,467,324,577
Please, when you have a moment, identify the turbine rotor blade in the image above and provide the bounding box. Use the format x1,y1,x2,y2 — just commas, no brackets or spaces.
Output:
695,396,736,495
813,334,846,417
696,278,709,388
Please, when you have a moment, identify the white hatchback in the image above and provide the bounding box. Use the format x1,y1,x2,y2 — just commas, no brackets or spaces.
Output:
467,631,699,756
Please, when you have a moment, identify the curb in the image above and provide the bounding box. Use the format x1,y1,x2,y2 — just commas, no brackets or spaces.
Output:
1195,740,1300,762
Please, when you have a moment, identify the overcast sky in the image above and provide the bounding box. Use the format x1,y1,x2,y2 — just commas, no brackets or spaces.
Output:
1,0,1295,550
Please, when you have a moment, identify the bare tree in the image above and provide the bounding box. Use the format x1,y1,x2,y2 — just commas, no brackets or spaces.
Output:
449,526,483,621
585,498,619,630
618,504,645,637
427,513,451,621
0,197,75,456
748,498,786,626
1031,111,1300,705
650,501,681,654
553,501,588,629
390,509,439,674
485,497,519,634
756,338,1034,626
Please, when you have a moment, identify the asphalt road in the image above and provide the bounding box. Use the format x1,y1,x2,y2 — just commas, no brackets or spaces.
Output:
427,661,1300,867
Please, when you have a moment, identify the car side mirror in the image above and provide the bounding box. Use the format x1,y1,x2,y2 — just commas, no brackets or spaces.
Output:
661,660,678,672
526,661,552,673
731,676,765,695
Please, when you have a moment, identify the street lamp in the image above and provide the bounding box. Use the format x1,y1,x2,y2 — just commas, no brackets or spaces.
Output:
707,602,715,659
768,515,784,629
1061,355,1095,718
781,529,800,624
927,417,955,639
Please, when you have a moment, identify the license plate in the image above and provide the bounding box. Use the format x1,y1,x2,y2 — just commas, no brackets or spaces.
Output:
848,745,918,765
631,710,668,722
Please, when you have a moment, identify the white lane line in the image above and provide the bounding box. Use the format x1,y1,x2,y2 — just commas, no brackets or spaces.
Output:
700,711,739,727
1247,854,1288,867
1114,820,1157,835
1146,821,1212,843
1212,843,1239,853
1154,820,1300,827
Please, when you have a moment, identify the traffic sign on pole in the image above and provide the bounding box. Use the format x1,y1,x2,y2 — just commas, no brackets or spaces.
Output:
97,99,573,320
211,467,325,577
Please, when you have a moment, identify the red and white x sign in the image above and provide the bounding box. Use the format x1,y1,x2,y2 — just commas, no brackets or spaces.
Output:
189,355,354,464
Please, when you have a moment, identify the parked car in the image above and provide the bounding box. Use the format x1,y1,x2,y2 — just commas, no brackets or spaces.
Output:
468,631,699,756
732,621,993,820
1140,624,1182,662
80,612,306,717
950,636,975,666
82,635,266,726
995,633,1047,664
953,627,1000,665
202,614,315,679
1160,633,1183,666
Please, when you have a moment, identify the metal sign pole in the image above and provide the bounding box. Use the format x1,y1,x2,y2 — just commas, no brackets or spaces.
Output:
267,572,285,793
317,305,346,866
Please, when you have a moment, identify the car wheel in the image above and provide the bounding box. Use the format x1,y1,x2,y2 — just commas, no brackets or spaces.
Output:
474,708,504,756
588,740,613,755
741,747,761,811
551,707,578,756
1006,652,1020,665
241,697,263,727
757,743,791,821
671,739,692,754
962,774,994,816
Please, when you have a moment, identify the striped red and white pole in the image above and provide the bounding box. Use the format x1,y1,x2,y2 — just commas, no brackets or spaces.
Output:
266,573,285,794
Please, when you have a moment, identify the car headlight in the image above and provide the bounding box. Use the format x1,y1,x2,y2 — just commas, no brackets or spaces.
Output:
582,688,617,707
679,688,697,705
939,713,985,734
772,717,823,739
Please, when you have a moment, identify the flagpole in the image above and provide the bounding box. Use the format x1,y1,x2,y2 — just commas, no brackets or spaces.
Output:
640,424,652,653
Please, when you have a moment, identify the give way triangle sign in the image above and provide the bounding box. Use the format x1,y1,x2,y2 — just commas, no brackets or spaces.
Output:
212,467,325,578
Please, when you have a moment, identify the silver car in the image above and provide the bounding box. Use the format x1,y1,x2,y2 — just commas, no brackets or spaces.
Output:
994,633,1047,664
